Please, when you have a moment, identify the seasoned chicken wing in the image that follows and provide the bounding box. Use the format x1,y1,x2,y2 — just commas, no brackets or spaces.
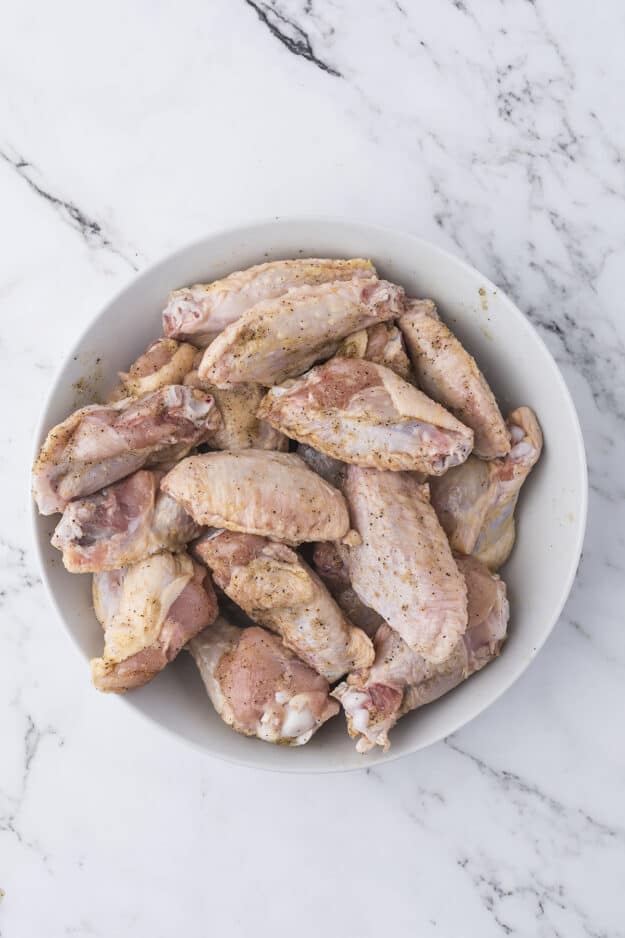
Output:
430,407,543,569
161,450,350,545
400,299,510,459
341,466,468,662
198,278,406,387
51,469,200,572
258,358,473,474
32,386,220,515
163,257,376,345
184,362,287,451
336,322,413,381
194,530,373,681
189,618,339,745
312,541,384,637
107,337,197,401
91,551,218,692
333,554,509,752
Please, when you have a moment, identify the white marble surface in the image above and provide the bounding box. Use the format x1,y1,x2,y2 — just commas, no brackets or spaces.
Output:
2,1,624,935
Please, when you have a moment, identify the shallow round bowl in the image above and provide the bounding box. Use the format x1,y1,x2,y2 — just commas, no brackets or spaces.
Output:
32,217,588,772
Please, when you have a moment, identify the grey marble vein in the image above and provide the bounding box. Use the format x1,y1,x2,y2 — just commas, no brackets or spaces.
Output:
243,0,342,77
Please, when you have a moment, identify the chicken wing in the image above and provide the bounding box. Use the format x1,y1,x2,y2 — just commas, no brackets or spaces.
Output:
91,551,218,692
258,358,473,474
333,554,508,752
163,258,376,345
194,530,373,681
296,444,346,489
32,386,220,515
341,466,468,662
336,322,413,381
399,299,510,459
161,450,350,544
107,337,197,401
430,406,543,569
184,362,287,451
198,278,406,387
189,618,339,745
312,541,384,637
51,469,200,572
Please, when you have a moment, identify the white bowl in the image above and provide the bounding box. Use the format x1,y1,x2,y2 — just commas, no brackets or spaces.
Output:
31,217,587,773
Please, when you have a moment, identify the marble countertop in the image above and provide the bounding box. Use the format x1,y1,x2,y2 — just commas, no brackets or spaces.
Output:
2,1,624,935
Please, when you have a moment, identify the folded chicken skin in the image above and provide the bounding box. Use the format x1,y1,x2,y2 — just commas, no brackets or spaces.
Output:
107,337,197,402
51,469,200,573
430,406,543,569
336,322,414,381
333,554,509,752
194,530,373,682
91,551,218,692
399,299,510,459
163,257,376,345
161,450,351,545
340,466,468,662
189,617,339,745
198,278,406,387
258,358,473,474
32,386,220,515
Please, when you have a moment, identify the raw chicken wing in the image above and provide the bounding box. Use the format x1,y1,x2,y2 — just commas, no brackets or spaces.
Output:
194,530,373,681
312,541,384,637
161,450,350,545
296,444,346,489
337,322,413,381
258,358,473,474
107,338,197,401
189,618,339,745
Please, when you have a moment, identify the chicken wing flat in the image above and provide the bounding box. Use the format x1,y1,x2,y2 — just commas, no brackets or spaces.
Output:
312,541,384,638
336,322,413,381
161,450,350,544
258,358,473,474
333,554,509,751
399,299,510,459
32,386,220,515
189,618,339,745
163,258,376,345
51,469,200,572
194,530,373,681
107,337,197,402
91,551,218,692
430,406,543,569
198,278,406,387
341,466,468,662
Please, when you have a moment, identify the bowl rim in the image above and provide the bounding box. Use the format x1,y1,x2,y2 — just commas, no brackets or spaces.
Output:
30,214,589,773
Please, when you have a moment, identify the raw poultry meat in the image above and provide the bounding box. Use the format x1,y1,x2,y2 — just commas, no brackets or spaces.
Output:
32,386,220,515
189,617,339,745
163,257,376,345
161,450,350,544
332,554,509,752
296,444,346,489
430,406,543,569
51,469,200,572
336,322,413,381
399,299,510,459
198,278,406,387
258,357,473,474
194,530,373,681
107,337,197,401
91,551,218,692
312,541,384,637
340,466,468,662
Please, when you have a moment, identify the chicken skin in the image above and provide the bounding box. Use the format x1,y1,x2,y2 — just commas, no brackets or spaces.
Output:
107,337,197,401
336,322,413,382
333,554,509,752
163,257,376,345
198,278,406,388
194,530,373,682
399,299,510,459
312,541,384,638
32,386,220,515
161,450,350,545
430,407,543,569
51,469,200,573
341,466,468,662
189,618,339,745
258,358,473,474
91,551,218,692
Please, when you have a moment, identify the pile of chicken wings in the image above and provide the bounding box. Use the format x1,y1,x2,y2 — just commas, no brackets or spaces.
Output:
32,258,542,752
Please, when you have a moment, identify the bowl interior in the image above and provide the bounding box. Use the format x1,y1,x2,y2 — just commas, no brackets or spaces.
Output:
32,218,587,772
